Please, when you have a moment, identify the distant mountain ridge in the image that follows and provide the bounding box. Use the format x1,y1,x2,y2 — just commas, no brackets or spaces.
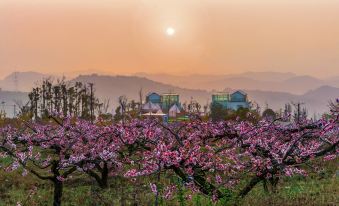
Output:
135,72,339,94
0,71,55,92
73,74,338,116
1,71,338,94
0,72,338,117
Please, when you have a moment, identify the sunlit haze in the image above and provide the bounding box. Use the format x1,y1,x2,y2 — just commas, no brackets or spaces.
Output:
1,0,339,78
166,27,176,36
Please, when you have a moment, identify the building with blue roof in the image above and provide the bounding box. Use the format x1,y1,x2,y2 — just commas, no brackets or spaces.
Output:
212,90,250,110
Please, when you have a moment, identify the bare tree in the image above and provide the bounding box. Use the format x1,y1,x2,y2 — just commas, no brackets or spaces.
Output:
118,95,128,122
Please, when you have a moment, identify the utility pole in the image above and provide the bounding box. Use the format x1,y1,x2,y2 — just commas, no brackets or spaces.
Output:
13,104,17,117
88,83,94,123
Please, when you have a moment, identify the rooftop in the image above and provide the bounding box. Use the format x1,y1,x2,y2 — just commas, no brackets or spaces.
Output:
232,90,247,96
161,93,179,96
212,92,229,95
212,90,247,96
146,92,160,97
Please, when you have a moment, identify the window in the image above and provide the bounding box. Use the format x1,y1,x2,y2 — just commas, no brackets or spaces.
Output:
213,94,229,102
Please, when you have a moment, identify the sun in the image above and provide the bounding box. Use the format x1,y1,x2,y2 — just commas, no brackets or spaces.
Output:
165,27,175,36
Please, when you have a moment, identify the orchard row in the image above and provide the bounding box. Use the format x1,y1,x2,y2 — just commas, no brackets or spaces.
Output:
0,111,338,206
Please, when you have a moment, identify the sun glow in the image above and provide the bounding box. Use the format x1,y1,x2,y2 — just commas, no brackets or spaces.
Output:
165,27,175,36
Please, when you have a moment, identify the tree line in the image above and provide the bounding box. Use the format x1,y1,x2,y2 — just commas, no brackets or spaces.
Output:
26,79,108,121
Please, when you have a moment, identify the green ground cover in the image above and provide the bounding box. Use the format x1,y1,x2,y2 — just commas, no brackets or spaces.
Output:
0,159,337,206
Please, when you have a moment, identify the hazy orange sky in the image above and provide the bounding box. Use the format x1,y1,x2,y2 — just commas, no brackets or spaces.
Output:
1,0,339,79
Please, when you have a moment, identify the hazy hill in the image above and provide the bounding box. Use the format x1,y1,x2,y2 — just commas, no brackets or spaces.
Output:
73,74,338,116
0,71,56,92
327,76,339,86
245,86,339,116
301,85,339,110
3,71,338,95
135,72,339,94
72,74,211,109
228,71,296,82
1,72,338,117
135,71,296,84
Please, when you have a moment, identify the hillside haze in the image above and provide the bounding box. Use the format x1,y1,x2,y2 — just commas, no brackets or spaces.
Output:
0,72,53,92
135,72,339,94
73,74,338,116
2,71,339,94
0,72,338,117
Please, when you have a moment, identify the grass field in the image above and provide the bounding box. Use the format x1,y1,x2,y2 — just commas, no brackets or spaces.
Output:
0,152,338,206
0,160,338,206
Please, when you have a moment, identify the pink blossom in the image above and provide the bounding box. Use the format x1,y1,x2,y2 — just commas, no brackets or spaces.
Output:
150,183,157,195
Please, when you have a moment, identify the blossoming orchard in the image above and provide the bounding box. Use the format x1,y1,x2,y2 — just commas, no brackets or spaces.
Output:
0,100,337,206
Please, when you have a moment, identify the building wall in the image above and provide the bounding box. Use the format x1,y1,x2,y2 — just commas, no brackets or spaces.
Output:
146,93,161,104
212,101,228,108
212,93,230,102
161,95,179,110
212,91,250,110
227,101,249,110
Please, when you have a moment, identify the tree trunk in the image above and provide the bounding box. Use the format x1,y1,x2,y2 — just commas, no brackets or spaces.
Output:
171,166,224,198
87,163,109,189
269,176,279,193
53,179,63,206
238,176,262,198
263,179,269,193
101,163,109,188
